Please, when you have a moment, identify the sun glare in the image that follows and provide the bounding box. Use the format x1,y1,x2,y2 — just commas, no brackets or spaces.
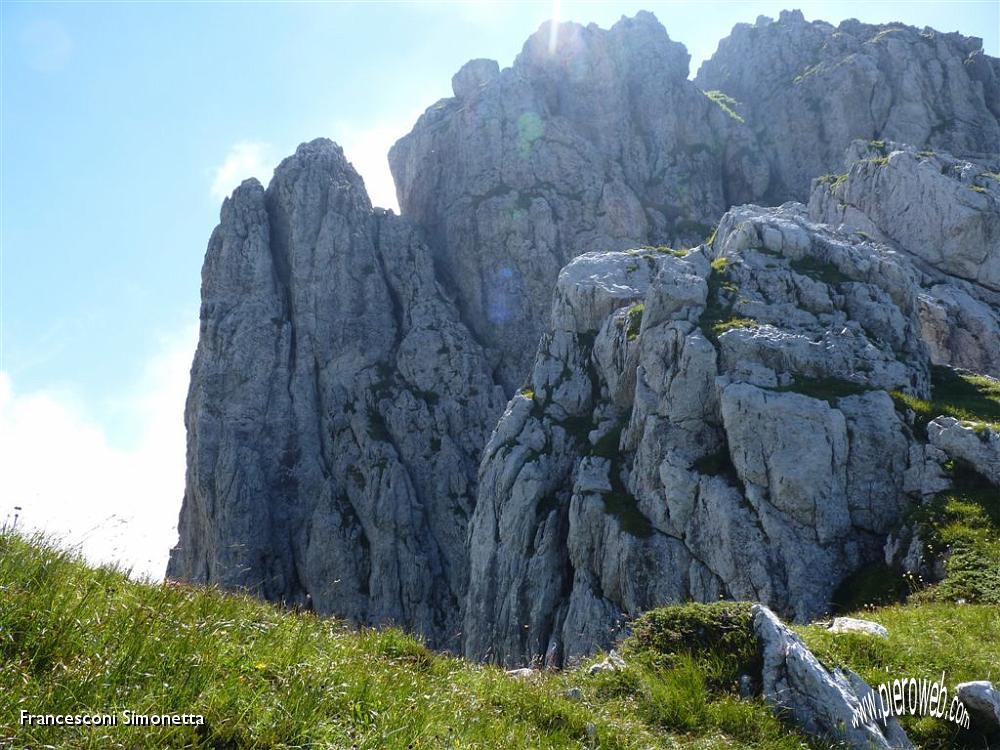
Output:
548,0,562,54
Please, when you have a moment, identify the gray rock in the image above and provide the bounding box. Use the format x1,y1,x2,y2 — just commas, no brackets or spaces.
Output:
808,142,1000,376
956,681,1000,735
389,12,767,389
451,58,499,99
168,139,507,649
754,605,912,749
587,650,626,675
465,203,935,665
697,12,1000,202
927,417,1000,485
829,617,889,638
173,12,1000,669
505,667,538,680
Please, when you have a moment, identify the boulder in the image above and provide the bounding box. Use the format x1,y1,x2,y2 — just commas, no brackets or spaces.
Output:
928,417,1000,486
829,617,889,638
956,681,1000,735
754,605,912,749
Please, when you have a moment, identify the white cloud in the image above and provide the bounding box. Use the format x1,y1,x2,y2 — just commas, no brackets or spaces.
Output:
210,141,275,202
0,327,196,580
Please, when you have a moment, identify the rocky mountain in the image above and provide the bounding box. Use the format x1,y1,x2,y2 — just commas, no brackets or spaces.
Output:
167,141,506,648
696,9,1000,203
169,10,1000,669
389,11,767,389
809,140,1000,376
464,201,944,666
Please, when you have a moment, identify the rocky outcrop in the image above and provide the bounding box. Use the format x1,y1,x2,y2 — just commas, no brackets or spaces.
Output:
696,10,1000,203
168,139,506,648
464,202,934,665
809,141,1000,376
829,617,888,638
754,605,912,749
928,418,1000,485
956,681,1000,736
173,11,1000,668
389,12,767,389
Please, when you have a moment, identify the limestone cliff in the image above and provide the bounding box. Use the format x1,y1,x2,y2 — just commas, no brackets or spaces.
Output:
696,10,1000,203
170,11,1000,665
167,140,506,648
464,204,944,665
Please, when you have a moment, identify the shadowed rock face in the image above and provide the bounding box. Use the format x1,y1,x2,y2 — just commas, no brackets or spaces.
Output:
696,10,1000,203
171,12,1000,665
389,11,767,391
167,139,506,648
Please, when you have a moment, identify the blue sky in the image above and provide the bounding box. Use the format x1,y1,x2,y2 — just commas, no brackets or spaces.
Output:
1,0,997,575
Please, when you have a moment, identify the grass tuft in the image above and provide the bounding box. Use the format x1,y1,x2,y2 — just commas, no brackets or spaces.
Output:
891,365,1000,439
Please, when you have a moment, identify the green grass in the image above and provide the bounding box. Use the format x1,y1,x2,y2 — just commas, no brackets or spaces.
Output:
815,173,848,190
3,534,998,749
909,463,1000,606
618,302,646,341
891,365,1000,438
0,532,803,750
703,90,745,124
638,245,689,258
698,257,741,345
773,375,870,405
798,603,1000,749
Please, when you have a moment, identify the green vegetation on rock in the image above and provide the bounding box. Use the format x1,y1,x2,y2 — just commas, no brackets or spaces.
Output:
773,375,870,405
703,90,745,124
891,365,1000,438
788,255,851,285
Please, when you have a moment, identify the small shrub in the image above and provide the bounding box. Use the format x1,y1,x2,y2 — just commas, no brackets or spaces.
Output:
625,303,644,341
628,602,759,690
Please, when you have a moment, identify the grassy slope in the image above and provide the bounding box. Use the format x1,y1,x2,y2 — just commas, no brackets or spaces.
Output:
3,367,997,749
0,533,811,750
2,534,998,750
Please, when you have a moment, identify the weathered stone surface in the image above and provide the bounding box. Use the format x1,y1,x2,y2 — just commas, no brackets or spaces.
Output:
956,681,1000,735
168,139,507,648
754,605,912,749
809,141,1000,376
927,417,1000,486
174,11,1000,669
390,12,767,389
829,617,888,638
697,10,1000,202
464,203,934,665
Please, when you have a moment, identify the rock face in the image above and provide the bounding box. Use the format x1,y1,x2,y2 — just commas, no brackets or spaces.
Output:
956,681,1000,736
753,605,912,749
464,202,934,665
167,140,506,648
172,11,1000,668
696,10,1000,203
809,141,1000,376
389,11,767,389
928,418,1000,486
